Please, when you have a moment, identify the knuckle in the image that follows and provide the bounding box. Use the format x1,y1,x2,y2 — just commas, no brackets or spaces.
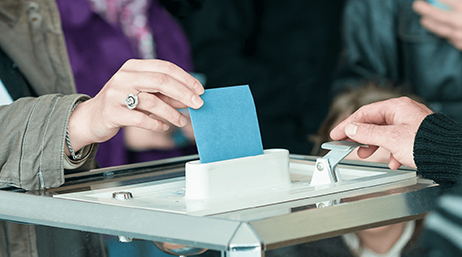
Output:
144,95,161,109
132,112,147,127
398,96,412,104
104,86,119,100
120,59,138,70
153,73,169,85
159,60,178,73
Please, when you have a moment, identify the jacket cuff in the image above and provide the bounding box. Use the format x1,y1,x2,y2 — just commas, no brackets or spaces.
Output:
414,113,462,184
22,94,94,190
63,143,95,170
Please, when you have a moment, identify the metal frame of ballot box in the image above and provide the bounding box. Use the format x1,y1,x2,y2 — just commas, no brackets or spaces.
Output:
0,154,440,257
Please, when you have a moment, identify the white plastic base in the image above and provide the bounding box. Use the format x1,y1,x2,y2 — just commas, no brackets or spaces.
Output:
55,150,417,216
185,149,291,199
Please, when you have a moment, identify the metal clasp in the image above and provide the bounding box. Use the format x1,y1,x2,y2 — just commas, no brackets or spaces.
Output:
310,141,367,186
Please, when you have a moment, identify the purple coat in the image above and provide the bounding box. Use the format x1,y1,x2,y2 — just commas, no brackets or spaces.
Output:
56,0,196,167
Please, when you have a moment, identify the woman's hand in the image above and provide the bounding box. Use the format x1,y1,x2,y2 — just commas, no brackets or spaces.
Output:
66,59,204,153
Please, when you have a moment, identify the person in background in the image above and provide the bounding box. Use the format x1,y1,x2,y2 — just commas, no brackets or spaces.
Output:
333,0,462,125
330,96,462,256
179,0,346,155
56,0,201,168
0,0,204,256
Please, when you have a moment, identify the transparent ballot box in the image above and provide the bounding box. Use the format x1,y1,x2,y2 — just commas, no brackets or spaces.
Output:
0,142,439,257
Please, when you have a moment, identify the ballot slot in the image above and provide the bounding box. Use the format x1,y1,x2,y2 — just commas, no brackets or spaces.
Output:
54,142,416,216
184,148,292,200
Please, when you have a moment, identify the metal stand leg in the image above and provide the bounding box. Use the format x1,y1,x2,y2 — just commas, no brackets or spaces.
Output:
224,246,264,257
224,223,264,257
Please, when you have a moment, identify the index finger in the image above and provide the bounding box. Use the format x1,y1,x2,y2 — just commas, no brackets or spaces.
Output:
120,70,204,109
120,59,205,95
330,100,391,141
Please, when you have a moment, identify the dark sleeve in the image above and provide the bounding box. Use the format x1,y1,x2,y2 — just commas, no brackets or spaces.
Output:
413,114,462,256
414,113,462,185
333,0,400,92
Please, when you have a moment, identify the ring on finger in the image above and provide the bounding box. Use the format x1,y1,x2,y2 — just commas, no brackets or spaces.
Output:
125,92,140,110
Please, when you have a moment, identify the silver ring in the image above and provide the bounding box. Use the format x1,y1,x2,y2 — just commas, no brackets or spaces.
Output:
125,93,139,110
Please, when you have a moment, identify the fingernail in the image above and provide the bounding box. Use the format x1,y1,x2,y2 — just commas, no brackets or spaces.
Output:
179,115,188,127
191,95,203,108
345,123,358,137
162,123,170,131
194,82,204,94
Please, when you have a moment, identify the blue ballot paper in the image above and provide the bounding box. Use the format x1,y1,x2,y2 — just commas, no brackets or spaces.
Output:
189,85,264,163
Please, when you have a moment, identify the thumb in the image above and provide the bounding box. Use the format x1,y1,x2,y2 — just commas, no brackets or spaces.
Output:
344,122,392,150
346,122,417,169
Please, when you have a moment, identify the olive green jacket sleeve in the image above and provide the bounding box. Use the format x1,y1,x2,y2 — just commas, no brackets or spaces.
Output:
0,94,97,190
0,1,105,257
0,0,99,190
